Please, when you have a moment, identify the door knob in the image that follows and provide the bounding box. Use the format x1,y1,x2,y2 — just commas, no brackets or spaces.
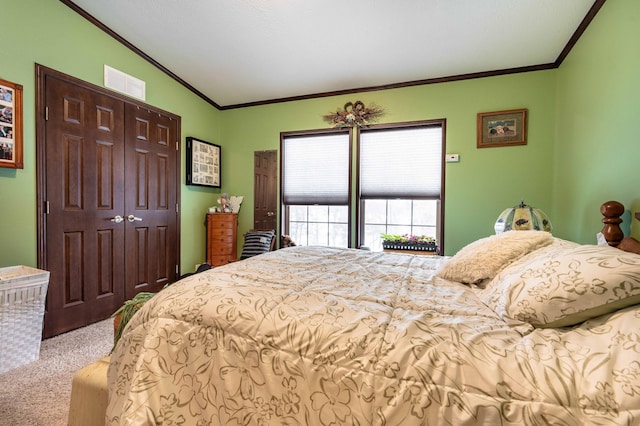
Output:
127,214,143,222
267,211,275,217
110,215,124,223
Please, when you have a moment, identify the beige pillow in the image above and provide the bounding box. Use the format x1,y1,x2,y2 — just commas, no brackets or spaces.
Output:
435,230,553,284
482,244,640,327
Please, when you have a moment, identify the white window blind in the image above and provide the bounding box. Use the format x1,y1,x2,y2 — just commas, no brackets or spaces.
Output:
360,126,442,199
282,133,350,205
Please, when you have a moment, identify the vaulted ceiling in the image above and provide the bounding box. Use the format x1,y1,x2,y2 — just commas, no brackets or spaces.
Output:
64,0,604,109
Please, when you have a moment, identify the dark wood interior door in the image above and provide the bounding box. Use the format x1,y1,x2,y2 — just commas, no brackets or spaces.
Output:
42,74,126,337
253,150,278,231
124,105,179,298
38,66,181,337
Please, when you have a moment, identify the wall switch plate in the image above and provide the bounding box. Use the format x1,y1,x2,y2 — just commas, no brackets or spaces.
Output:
445,153,460,163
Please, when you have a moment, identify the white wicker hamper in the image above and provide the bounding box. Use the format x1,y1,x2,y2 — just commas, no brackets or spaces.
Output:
0,265,50,374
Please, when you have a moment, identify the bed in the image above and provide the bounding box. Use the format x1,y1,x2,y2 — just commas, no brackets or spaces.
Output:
106,201,640,425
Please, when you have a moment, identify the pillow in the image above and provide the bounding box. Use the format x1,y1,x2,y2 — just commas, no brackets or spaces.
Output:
240,230,275,259
479,237,579,292
482,244,640,328
435,230,553,284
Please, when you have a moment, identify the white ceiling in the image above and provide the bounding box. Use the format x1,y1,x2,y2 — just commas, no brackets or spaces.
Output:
67,0,600,109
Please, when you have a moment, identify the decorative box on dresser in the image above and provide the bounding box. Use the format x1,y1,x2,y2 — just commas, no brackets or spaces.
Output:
206,213,238,266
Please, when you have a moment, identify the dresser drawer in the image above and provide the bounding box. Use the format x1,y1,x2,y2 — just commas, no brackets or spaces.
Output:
208,255,234,267
206,213,238,265
208,228,234,238
208,219,235,230
208,244,234,255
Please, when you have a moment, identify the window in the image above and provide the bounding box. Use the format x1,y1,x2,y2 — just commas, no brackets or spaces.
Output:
281,129,352,247
280,121,445,251
361,199,440,251
288,205,349,246
358,122,445,252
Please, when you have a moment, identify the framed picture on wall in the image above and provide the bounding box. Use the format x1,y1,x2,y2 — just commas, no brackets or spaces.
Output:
186,136,221,188
477,108,527,148
0,78,23,169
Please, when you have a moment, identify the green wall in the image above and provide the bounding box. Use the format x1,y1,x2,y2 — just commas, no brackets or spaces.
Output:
221,72,558,254
0,0,222,271
222,0,640,254
2,0,638,270
554,0,640,243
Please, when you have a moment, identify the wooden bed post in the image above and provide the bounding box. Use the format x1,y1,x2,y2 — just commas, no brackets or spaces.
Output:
600,200,625,247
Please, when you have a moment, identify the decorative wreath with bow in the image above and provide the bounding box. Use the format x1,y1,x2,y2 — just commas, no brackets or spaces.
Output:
323,101,384,128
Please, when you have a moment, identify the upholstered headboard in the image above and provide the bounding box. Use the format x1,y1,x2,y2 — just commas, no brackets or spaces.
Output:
601,200,640,254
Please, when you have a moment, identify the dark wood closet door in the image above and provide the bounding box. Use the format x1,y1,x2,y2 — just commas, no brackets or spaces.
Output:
43,75,126,337
253,150,278,231
38,65,181,337
124,105,179,298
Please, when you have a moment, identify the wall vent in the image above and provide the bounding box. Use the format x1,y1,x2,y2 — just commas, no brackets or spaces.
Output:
104,65,146,101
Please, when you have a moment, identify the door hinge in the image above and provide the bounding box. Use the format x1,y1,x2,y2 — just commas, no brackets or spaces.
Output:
176,141,179,151
176,264,179,275
176,203,179,213
45,201,50,214
45,107,49,121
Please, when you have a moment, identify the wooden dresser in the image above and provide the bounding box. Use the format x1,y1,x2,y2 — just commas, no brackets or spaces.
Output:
206,213,238,266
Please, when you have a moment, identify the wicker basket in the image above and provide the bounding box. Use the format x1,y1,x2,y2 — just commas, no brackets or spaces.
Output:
0,266,50,374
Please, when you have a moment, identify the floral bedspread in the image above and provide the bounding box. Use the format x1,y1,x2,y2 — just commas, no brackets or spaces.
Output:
107,246,640,425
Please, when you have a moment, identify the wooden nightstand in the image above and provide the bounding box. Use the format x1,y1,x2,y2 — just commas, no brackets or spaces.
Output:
206,213,238,266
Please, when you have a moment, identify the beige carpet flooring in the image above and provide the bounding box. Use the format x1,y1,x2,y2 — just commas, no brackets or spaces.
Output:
0,319,113,426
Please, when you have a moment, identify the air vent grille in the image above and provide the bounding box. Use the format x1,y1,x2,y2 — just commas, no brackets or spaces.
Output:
104,65,146,101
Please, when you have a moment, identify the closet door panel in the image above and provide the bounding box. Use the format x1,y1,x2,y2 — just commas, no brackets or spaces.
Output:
42,74,125,337
124,106,179,298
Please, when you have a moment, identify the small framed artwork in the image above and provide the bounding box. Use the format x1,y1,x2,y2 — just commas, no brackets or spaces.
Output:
477,108,527,148
186,137,221,188
0,77,23,169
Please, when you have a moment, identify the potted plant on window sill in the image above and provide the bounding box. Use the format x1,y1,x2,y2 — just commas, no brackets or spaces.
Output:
381,233,437,252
